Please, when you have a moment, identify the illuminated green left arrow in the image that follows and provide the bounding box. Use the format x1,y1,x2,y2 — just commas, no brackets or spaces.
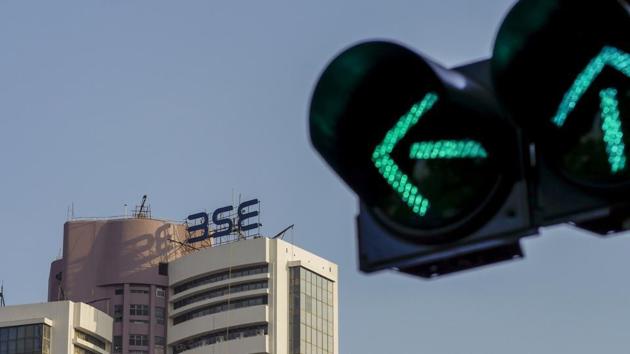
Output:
372,93,490,217
372,92,438,217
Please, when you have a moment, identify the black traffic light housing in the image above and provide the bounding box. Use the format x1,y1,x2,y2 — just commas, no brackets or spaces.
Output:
309,0,630,278
492,0,630,234
309,43,535,277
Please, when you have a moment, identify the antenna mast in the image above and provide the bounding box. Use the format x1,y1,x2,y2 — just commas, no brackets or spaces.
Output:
0,282,6,307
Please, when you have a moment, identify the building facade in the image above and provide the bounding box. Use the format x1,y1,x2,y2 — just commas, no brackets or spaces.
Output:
48,218,192,354
0,301,113,354
167,237,338,354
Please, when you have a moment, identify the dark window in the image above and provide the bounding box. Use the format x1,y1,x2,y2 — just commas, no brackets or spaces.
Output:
76,330,106,350
0,324,50,354
155,307,165,325
114,305,123,322
129,335,148,347
172,324,267,354
154,337,165,346
113,336,122,353
114,288,123,295
173,280,268,309
129,304,149,316
173,295,268,325
173,264,268,294
130,287,149,294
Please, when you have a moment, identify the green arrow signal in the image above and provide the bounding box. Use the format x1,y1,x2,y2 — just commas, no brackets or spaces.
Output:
372,92,438,217
551,46,629,174
410,140,488,160
599,88,626,173
371,93,490,217
552,46,630,127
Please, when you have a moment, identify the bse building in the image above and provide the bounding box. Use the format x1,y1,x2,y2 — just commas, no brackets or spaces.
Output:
45,200,338,354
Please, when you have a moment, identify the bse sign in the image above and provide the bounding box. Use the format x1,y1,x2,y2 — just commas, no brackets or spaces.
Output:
186,199,261,243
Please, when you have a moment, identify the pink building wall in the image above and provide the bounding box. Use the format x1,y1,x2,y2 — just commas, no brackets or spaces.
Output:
48,218,189,354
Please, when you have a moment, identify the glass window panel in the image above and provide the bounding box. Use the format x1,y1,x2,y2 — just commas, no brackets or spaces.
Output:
16,327,24,340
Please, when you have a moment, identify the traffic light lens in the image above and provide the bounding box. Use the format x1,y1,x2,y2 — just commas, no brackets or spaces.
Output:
370,92,503,234
558,84,630,186
372,92,438,217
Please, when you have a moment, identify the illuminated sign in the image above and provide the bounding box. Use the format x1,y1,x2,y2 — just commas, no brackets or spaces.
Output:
186,199,261,243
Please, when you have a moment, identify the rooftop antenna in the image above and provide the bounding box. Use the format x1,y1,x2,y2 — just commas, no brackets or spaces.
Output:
272,224,295,240
1,282,6,307
133,195,151,218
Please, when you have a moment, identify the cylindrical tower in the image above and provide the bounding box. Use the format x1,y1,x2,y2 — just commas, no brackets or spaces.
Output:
48,218,192,354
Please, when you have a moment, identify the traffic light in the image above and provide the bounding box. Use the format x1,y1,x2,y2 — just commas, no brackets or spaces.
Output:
309,42,534,277
492,0,630,233
309,0,630,277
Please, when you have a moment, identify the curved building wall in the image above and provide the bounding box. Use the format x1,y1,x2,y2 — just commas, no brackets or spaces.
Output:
167,237,338,354
48,218,190,354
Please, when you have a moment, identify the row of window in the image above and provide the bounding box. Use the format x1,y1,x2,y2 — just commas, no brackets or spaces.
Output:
114,335,165,351
114,287,166,298
113,305,165,324
172,324,268,354
173,295,268,325
289,267,335,354
173,280,268,309
173,264,268,294
75,330,106,350
73,347,98,354
0,324,50,354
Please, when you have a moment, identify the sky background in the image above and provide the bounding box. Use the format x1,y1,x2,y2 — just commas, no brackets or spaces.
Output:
1,1,630,353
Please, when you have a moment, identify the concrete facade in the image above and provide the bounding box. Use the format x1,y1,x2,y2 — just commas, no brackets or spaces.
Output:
48,218,191,354
167,237,338,354
0,301,113,354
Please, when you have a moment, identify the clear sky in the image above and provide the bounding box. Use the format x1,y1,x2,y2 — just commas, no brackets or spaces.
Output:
1,1,630,353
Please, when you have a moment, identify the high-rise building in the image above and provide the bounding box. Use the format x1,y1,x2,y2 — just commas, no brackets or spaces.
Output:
48,218,195,354
0,300,113,354
167,237,338,354
47,211,338,354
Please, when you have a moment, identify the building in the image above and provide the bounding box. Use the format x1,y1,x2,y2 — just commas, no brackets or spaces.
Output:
46,208,339,354
0,300,113,354
167,237,338,354
48,218,195,354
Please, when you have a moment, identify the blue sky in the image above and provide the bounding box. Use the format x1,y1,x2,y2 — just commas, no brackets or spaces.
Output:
1,1,630,353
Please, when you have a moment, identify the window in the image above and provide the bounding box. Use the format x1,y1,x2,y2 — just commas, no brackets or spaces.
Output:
173,295,268,325
129,351,148,354
129,320,149,324
173,264,269,294
155,307,165,325
74,347,98,354
75,330,106,350
130,287,149,294
156,288,166,298
129,304,149,316
289,267,335,354
172,324,267,354
128,335,148,347
0,324,51,354
114,305,123,322
154,337,165,346
173,280,268,309
113,336,122,353
114,288,123,295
